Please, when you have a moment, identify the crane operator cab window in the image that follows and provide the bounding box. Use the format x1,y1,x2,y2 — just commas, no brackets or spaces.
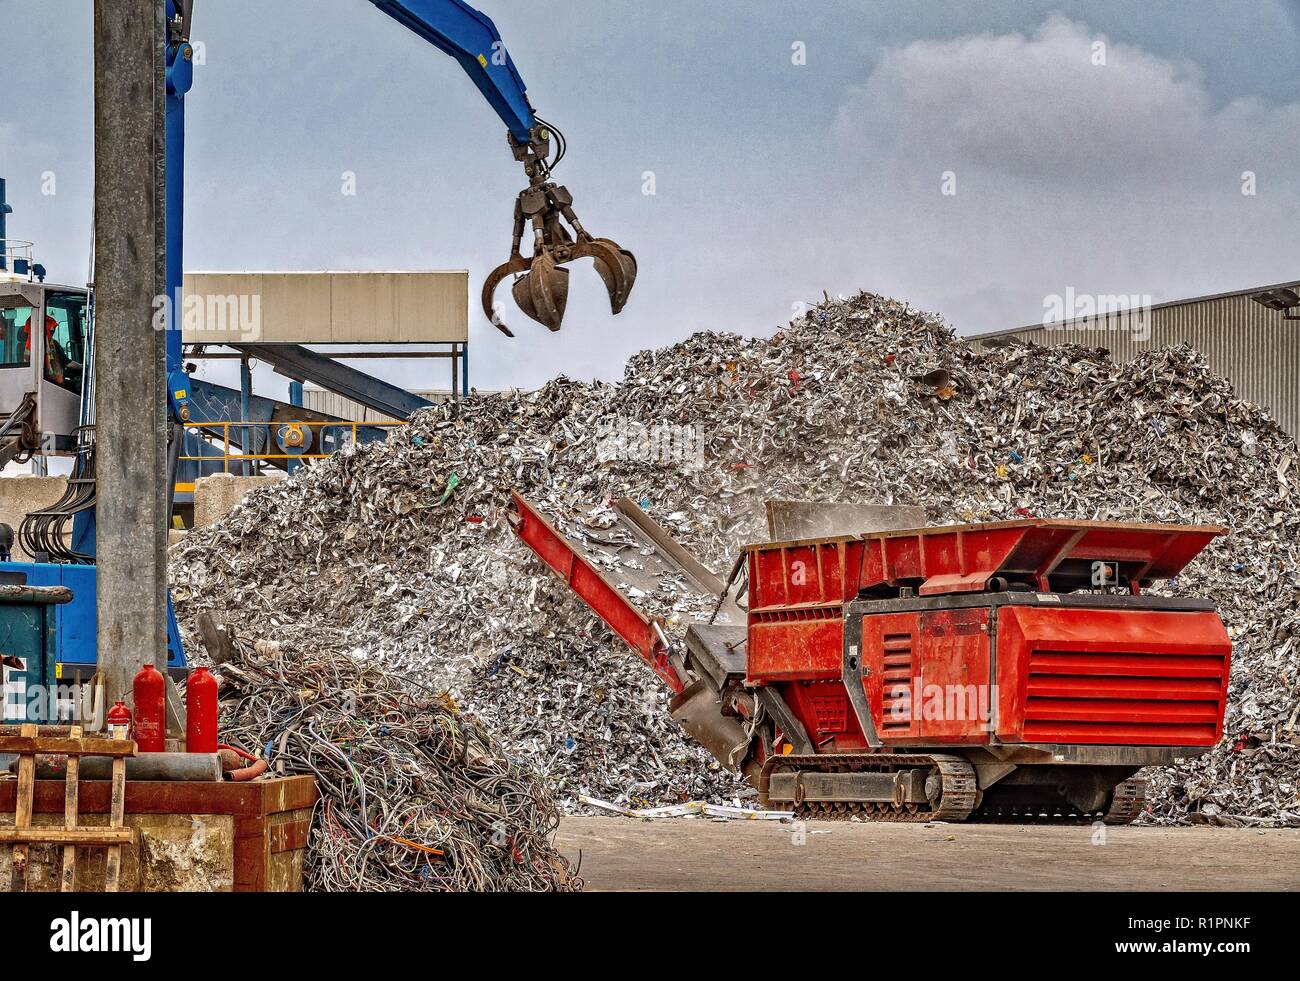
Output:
0,303,34,368
40,291,88,394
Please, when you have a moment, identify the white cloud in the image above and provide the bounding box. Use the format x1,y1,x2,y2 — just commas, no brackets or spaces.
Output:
836,16,1299,183
822,16,1300,333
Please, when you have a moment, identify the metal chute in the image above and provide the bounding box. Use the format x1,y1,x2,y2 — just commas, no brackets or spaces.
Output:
483,122,637,335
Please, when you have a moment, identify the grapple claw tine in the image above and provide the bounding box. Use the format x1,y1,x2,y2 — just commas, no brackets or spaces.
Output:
512,252,570,331
482,254,530,337
574,238,638,314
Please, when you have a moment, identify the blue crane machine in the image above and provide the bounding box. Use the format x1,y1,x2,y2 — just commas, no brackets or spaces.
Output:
0,0,636,718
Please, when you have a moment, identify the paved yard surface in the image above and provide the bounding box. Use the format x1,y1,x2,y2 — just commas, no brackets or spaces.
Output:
557,816,1300,891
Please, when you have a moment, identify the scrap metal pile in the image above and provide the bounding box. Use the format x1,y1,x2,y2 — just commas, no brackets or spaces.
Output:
171,291,1299,827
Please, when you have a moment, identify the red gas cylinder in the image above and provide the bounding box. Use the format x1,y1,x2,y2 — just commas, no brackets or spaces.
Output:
185,667,219,754
132,663,166,753
106,700,132,741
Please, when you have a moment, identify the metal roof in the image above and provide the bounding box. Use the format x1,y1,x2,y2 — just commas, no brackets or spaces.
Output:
967,278,1300,341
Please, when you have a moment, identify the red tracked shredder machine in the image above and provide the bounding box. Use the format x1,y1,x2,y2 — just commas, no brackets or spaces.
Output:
510,494,1232,823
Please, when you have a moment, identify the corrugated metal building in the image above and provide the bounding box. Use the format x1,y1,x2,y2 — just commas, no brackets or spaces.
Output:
968,280,1300,439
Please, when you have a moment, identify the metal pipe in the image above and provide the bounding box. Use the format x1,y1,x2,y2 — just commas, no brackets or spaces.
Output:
239,355,253,476
0,177,11,273
16,751,222,782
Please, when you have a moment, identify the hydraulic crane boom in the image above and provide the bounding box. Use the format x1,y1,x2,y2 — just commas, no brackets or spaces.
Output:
367,0,536,143
367,1,638,336
164,0,634,355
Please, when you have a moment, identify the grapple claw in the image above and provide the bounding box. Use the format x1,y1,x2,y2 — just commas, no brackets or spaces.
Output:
487,122,637,334
568,238,637,315
512,252,570,331
592,239,638,314
481,254,530,337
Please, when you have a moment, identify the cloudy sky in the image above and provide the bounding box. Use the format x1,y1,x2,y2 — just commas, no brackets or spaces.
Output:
4,0,1300,395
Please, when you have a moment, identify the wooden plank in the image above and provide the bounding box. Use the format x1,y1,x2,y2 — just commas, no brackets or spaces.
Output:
269,818,311,854
10,722,36,892
62,724,81,892
0,775,319,816
0,724,76,737
233,814,269,892
0,736,137,757
0,827,134,845
104,754,126,893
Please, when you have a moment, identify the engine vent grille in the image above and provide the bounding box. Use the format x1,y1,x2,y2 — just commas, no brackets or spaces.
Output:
1023,648,1227,745
880,632,914,731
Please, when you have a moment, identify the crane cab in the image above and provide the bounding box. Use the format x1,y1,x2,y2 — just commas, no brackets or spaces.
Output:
0,276,90,456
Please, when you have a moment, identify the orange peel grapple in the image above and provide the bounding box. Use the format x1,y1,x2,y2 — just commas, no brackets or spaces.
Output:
482,123,637,336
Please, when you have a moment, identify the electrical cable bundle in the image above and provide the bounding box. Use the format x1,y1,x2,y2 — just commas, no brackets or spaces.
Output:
214,636,582,892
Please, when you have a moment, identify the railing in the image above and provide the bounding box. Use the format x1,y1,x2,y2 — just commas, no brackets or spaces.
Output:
0,239,35,270
179,418,407,473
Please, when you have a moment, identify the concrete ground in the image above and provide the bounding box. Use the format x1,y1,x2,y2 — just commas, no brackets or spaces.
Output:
557,816,1300,891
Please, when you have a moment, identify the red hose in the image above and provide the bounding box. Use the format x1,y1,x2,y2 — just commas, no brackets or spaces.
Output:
218,743,257,762
228,757,269,782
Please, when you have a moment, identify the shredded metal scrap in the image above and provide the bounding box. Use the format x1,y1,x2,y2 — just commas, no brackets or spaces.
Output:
173,291,1300,827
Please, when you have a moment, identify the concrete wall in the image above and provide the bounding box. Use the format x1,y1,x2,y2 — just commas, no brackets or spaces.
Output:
192,472,285,529
0,475,69,560
0,812,235,891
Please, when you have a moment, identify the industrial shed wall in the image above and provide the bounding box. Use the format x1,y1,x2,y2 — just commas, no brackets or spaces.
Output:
972,292,1300,440
181,271,469,345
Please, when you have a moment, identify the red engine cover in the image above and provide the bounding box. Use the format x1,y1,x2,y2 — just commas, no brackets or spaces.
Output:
758,604,1232,752
861,608,993,744
994,606,1232,746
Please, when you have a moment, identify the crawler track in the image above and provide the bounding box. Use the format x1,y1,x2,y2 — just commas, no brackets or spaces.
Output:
967,777,1146,825
763,755,1146,826
763,753,979,823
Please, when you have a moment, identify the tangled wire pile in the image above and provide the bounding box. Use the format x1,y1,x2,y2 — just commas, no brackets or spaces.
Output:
172,290,1300,828
216,637,580,891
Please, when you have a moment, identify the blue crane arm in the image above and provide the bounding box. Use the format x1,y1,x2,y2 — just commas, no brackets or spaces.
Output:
367,0,537,144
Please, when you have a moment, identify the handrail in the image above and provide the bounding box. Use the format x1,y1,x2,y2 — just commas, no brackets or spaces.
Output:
0,238,35,263
178,418,407,472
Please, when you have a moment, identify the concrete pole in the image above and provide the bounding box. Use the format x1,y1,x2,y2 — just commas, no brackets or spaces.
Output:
93,0,169,704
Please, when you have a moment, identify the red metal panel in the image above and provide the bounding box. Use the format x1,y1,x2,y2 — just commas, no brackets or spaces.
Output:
780,680,863,747
510,491,684,693
860,609,993,744
747,540,863,608
749,519,1226,599
914,609,992,742
746,610,843,684
995,607,1231,746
